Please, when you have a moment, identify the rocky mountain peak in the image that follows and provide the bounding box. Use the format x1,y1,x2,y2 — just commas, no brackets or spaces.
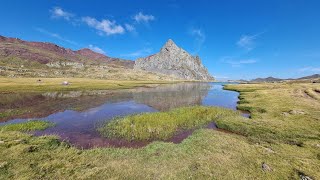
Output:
134,39,214,81
161,39,180,53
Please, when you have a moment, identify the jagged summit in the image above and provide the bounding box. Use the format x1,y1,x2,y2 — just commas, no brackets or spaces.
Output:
134,39,214,81
160,39,183,53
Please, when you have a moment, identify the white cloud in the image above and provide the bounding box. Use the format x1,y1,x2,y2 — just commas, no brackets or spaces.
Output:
125,23,135,32
35,27,78,46
221,56,257,67
121,48,152,58
82,17,125,36
190,28,206,54
299,67,320,72
88,45,105,54
50,7,74,20
237,31,265,51
133,12,155,23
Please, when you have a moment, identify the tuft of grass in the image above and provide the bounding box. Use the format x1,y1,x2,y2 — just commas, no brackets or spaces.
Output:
99,106,242,141
0,120,54,132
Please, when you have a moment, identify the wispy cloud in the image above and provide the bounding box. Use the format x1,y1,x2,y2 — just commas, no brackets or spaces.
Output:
190,28,206,54
35,27,78,46
125,23,135,32
50,7,74,21
299,66,320,72
133,12,155,23
121,48,152,58
221,56,257,67
88,44,105,54
82,17,125,36
237,31,265,51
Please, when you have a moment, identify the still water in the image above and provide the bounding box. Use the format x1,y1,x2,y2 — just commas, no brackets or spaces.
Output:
0,82,246,148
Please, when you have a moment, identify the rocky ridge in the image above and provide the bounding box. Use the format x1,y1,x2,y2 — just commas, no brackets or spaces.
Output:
0,35,134,68
134,39,214,81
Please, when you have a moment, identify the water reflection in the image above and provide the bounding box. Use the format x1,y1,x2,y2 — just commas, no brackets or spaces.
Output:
0,82,242,148
133,83,211,111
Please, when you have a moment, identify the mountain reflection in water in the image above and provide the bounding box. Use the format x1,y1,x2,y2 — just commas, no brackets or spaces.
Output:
0,82,241,148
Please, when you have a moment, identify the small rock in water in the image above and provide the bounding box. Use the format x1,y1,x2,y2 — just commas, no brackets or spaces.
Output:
62,81,69,85
262,162,272,171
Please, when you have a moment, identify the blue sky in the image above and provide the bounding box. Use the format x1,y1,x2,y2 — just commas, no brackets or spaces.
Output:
1,0,320,80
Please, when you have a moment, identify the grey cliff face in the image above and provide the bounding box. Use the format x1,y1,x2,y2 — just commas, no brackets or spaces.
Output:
134,39,214,81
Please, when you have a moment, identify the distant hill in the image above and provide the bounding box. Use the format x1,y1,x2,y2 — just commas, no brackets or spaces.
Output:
297,74,320,80
250,76,283,82
247,74,320,83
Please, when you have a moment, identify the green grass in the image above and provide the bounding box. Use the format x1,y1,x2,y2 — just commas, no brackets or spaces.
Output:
0,120,54,132
0,83,319,179
99,106,242,141
221,83,320,144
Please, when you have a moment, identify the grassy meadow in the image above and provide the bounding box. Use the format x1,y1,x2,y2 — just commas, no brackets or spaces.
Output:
0,77,174,93
0,82,319,179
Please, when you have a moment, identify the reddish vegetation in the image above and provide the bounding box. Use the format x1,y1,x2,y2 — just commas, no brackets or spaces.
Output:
0,35,134,68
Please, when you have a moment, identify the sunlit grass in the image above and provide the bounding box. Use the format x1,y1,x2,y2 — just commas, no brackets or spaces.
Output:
99,106,242,141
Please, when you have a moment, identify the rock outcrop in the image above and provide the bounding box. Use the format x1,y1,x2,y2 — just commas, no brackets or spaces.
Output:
134,39,214,81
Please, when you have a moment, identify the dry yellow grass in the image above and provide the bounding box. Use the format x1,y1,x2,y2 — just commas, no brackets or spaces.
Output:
0,77,178,92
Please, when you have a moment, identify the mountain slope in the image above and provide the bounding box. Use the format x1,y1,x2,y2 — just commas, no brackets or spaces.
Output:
134,39,214,81
0,35,134,69
0,35,176,80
